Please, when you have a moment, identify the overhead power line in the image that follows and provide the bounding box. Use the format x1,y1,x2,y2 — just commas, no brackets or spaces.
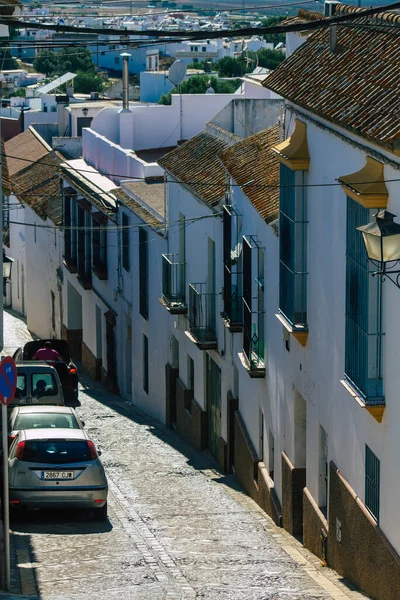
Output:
1,1,399,40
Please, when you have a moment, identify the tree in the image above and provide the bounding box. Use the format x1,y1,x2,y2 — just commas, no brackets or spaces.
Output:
33,49,58,76
33,47,96,78
260,15,286,45
256,48,285,70
158,75,241,105
0,47,19,71
73,70,103,94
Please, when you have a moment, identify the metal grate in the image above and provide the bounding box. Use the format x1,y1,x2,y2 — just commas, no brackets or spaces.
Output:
365,445,380,523
278,164,307,328
139,228,149,319
345,197,383,402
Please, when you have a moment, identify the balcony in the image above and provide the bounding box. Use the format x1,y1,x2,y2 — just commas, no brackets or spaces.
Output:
187,283,217,350
160,254,187,314
222,269,242,332
242,298,265,378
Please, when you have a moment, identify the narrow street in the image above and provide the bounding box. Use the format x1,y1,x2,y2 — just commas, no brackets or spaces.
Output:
3,310,368,600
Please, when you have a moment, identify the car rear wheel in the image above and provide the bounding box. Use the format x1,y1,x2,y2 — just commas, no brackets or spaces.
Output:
94,502,107,521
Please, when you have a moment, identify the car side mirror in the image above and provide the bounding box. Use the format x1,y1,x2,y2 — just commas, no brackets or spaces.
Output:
80,420,85,427
98,449,102,456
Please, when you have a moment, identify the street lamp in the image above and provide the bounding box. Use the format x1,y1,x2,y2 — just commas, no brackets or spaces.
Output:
357,210,400,288
3,251,13,297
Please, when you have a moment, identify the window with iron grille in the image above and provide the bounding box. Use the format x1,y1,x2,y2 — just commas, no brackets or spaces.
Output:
279,164,307,329
365,445,380,522
77,206,92,287
143,334,149,394
242,236,265,370
223,206,242,325
139,227,149,319
122,213,130,272
345,197,383,402
92,215,107,277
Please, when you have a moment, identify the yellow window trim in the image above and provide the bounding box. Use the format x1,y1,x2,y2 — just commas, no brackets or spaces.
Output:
272,119,310,171
275,312,308,347
337,157,388,209
340,379,385,423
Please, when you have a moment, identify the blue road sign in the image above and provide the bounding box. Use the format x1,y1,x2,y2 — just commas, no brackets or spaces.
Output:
0,356,17,406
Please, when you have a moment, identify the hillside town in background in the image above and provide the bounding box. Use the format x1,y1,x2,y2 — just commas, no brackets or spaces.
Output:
0,0,399,597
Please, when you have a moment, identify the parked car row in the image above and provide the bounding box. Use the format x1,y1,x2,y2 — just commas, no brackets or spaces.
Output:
3,340,108,520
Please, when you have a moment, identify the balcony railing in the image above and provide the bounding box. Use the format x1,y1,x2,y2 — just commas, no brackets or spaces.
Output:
243,298,265,376
188,283,217,349
161,254,187,314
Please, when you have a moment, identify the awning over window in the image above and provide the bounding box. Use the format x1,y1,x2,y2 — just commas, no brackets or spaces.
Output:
272,119,310,171
338,157,388,209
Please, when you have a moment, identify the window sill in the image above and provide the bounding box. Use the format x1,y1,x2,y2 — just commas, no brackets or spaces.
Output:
92,267,108,281
275,312,308,347
77,275,92,290
63,259,77,274
159,296,187,315
220,313,242,333
185,329,217,351
238,351,266,378
340,379,385,423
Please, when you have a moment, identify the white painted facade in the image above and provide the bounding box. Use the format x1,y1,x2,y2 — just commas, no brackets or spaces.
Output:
8,199,63,338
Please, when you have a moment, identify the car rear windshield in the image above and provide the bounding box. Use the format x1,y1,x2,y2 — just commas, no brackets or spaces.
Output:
31,374,58,397
14,413,79,431
21,440,92,464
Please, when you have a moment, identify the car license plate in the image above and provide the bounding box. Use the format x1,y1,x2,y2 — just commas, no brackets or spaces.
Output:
41,471,74,480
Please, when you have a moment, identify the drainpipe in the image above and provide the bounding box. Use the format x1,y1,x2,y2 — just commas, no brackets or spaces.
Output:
120,52,131,111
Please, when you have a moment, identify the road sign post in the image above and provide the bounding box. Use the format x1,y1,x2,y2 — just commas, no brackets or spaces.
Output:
0,356,17,591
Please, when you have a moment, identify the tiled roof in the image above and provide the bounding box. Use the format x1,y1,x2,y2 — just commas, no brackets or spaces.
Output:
121,181,166,219
113,188,165,233
281,9,325,27
1,139,11,196
158,131,228,206
12,152,63,225
5,128,51,177
263,5,400,155
218,124,280,223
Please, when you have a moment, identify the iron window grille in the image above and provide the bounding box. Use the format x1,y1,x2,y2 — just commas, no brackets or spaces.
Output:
365,445,380,523
77,206,92,288
279,164,308,330
139,227,149,319
188,282,217,346
242,235,265,371
63,195,77,269
222,205,243,327
345,197,384,403
92,214,108,278
162,253,186,310
122,213,130,272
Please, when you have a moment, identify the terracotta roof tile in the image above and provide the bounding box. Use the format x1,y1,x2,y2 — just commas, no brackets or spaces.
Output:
158,131,228,206
5,128,51,177
113,188,165,232
218,124,280,223
12,152,63,225
1,139,11,196
263,8,400,154
281,9,325,27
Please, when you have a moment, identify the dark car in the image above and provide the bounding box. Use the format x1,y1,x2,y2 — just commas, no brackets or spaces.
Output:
14,340,79,405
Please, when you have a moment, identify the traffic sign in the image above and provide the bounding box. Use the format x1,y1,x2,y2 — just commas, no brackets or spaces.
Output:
0,356,17,406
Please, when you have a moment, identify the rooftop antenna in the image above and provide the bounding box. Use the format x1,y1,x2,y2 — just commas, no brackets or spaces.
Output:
167,60,187,144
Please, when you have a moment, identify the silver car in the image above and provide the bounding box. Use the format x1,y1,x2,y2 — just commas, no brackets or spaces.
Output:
9,429,108,520
8,406,85,447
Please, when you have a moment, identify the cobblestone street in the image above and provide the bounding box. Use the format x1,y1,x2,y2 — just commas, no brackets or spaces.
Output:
3,310,369,600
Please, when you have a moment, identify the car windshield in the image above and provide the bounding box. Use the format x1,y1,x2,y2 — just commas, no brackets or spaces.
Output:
31,373,58,397
20,440,92,464
14,413,79,431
